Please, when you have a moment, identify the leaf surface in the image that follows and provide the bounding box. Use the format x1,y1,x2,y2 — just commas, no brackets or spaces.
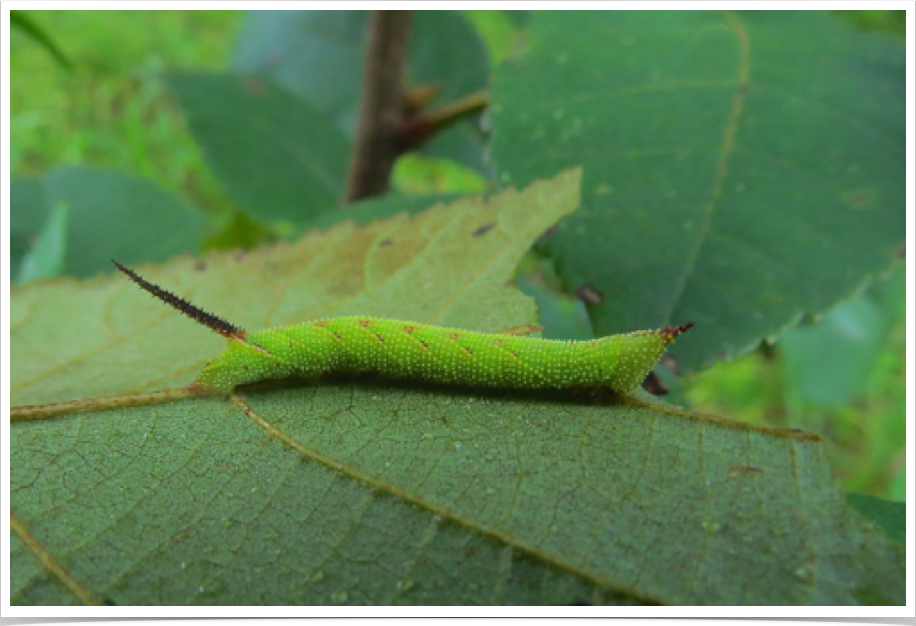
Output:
11,166,206,280
490,11,905,372
167,71,351,225
10,170,902,605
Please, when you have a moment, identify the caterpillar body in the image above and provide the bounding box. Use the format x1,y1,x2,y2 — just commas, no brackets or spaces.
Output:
113,261,693,396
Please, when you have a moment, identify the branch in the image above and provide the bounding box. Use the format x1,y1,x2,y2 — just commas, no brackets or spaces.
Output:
344,10,413,203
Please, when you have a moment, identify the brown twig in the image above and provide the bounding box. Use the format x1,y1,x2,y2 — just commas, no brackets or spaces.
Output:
397,89,489,152
344,10,413,203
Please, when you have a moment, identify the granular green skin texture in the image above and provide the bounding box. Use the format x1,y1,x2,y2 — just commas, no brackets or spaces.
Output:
191,317,688,396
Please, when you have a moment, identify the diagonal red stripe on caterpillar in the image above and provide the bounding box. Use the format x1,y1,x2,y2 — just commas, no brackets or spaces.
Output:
113,260,692,396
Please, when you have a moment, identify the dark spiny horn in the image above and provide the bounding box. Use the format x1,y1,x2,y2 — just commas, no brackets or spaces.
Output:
112,259,245,339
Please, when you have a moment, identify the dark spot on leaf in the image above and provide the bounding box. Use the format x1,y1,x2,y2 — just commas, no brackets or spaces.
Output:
193,260,207,272
736,83,748,95
244,76,266,98
899,246,905,258
379,238,393,248
659,353,681,375
243,365,249,371
729,466,764,476
472,222,496,237
233,248,246,262
575,283,604,305
103,598,119,606
641,371,669,396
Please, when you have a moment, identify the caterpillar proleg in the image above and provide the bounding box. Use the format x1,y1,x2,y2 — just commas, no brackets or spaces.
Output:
113,260,692,396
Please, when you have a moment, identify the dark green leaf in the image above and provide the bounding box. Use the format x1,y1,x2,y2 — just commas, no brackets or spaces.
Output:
11,167,207,278
846,493,905,545
11,178,48,277
780,264,903,407
168,71,350,226
17,203,69,284
491,11,905,373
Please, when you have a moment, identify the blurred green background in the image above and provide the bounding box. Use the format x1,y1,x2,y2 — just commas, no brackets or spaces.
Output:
10,10,906,501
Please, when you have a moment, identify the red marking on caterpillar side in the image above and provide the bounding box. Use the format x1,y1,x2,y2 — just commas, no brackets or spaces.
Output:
374,333,385,343
448,332,462,340
403,325,416,334
418,340,429,349
358,319,373,327
507,351,518,359
313,320,329,327
463,347,473,355
499,324,543,336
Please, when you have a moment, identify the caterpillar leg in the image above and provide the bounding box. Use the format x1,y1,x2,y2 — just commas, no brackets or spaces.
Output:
498,324,543,336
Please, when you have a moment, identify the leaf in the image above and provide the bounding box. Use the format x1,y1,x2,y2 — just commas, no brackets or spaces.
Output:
490,11,905,373
10,166,207,279
167,71,351,226
17,203,69,284
845,493,905,546
11,177,54,279
10,171,903,605
780,262,904,407
229,10,491,172
11,11,72,70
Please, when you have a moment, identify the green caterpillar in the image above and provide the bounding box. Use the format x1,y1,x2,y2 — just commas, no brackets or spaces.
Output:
113,261,692,396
